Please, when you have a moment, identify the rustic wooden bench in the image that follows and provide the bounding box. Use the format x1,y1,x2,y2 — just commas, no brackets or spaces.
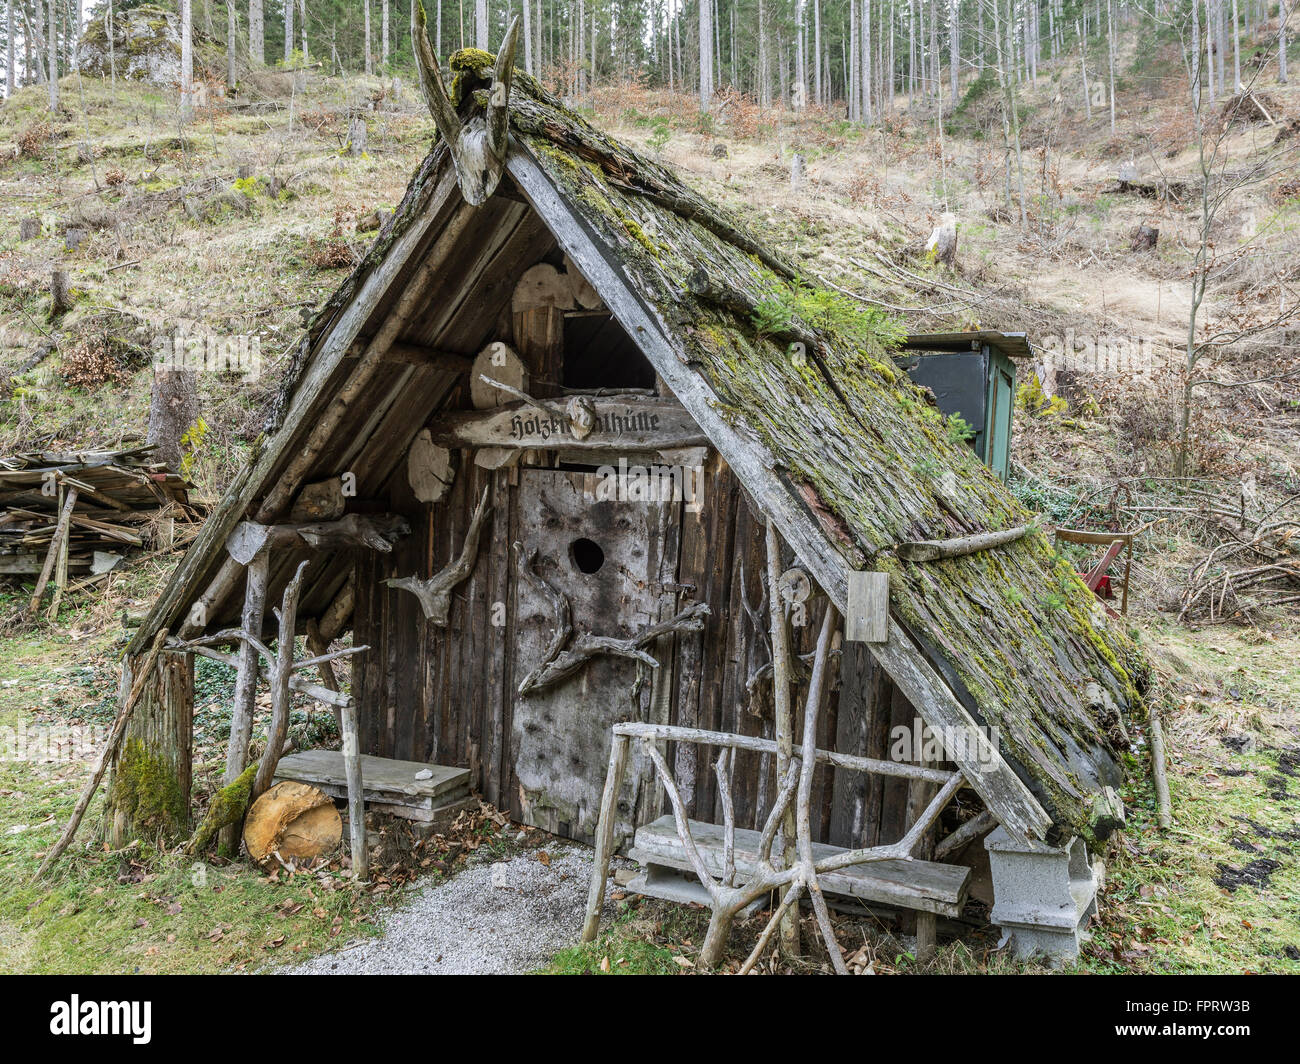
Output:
627,814,971,918
274,750,474,825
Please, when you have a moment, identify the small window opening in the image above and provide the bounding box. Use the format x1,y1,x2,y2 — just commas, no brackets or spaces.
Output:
562,313,656,390
570,537,605,574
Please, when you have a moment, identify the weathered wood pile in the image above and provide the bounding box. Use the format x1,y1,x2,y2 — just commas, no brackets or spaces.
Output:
0,446,195,593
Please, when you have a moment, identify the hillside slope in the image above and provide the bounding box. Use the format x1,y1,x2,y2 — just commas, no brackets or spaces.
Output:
0,52,1297,973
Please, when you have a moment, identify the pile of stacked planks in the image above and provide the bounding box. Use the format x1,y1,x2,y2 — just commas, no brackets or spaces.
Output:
0,446,197,616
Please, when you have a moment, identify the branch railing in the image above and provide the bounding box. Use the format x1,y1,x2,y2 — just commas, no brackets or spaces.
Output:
582,608,967,973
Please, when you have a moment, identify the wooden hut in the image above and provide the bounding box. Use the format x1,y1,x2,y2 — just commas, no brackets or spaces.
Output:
115,35,1145,963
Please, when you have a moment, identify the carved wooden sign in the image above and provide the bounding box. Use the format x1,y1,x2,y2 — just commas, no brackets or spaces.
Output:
429,396,708,451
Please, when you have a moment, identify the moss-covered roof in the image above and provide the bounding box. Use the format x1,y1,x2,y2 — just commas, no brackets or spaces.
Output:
211,54,1148,840
496,64,1146,835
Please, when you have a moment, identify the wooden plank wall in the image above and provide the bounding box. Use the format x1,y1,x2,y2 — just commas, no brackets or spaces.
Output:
351,448,915,847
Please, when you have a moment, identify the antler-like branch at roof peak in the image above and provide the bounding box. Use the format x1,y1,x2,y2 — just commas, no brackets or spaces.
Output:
413,7,521,206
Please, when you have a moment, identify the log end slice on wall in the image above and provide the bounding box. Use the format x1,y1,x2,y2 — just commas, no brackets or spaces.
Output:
407,428,454,503
563,254,603,310
289,477,348,522
470,342,529,410
511,262,577,314
243,781,342,866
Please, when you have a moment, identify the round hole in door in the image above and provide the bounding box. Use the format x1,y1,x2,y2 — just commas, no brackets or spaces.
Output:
569,537,605,574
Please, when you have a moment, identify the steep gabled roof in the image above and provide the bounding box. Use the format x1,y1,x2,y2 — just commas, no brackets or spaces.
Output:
133,55,1146,844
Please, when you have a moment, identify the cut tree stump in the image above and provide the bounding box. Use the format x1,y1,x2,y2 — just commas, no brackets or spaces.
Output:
243,781,342,866
50,269,73,317
1130,225,1159,251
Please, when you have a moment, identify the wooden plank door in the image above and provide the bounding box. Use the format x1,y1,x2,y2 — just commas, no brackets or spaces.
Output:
509,467,679,843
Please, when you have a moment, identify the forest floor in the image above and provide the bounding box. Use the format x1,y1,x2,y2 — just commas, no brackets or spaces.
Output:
0,35,1297,972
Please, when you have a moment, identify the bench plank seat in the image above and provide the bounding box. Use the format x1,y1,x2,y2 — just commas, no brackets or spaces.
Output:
274,750,471,822
629,815,971,917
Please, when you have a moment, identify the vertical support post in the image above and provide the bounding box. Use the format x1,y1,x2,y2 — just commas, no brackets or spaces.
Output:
906,728,939,964
581,732,630,942
46,484,77,620
765,519,800,957
339,692,368,880
219,550,268,854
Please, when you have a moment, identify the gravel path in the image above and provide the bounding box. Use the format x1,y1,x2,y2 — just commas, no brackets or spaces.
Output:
291,844,618,975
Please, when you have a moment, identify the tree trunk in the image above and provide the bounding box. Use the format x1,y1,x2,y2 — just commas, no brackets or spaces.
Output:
181,0,193,117
364,0,372,74
249,0,263,65
105,651,194,846
1281,0,1290,84
795,0,804,108
861,0,871,120
699,0,713,109
6,0,15,97
284,0,293,61
523,0,533,73
226,0,236,89
1107,0,1116,134
476,0,487,49
382,0,389,69
948,0,958,102
48,0,57,110
849,0,858,120
1232,0,1240,89
814,0,822,104
147,367,199,471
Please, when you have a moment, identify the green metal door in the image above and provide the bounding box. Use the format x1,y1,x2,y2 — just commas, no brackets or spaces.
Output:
985,358,1016,480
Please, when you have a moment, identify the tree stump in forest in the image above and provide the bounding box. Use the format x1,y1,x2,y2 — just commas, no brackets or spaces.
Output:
1129,224,1159,251
346,115,366,156
19,217,40,241
49,269,73,317
146,367,199,471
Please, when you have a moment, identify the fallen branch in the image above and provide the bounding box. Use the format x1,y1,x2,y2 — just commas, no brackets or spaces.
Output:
894,524,1034,562
184,762,256,855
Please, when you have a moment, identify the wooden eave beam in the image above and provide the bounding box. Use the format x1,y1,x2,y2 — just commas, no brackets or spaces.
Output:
225,513,411,565
345,338,472,374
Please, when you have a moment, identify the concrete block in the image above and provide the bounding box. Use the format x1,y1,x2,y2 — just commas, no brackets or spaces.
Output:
985,826,1101,964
